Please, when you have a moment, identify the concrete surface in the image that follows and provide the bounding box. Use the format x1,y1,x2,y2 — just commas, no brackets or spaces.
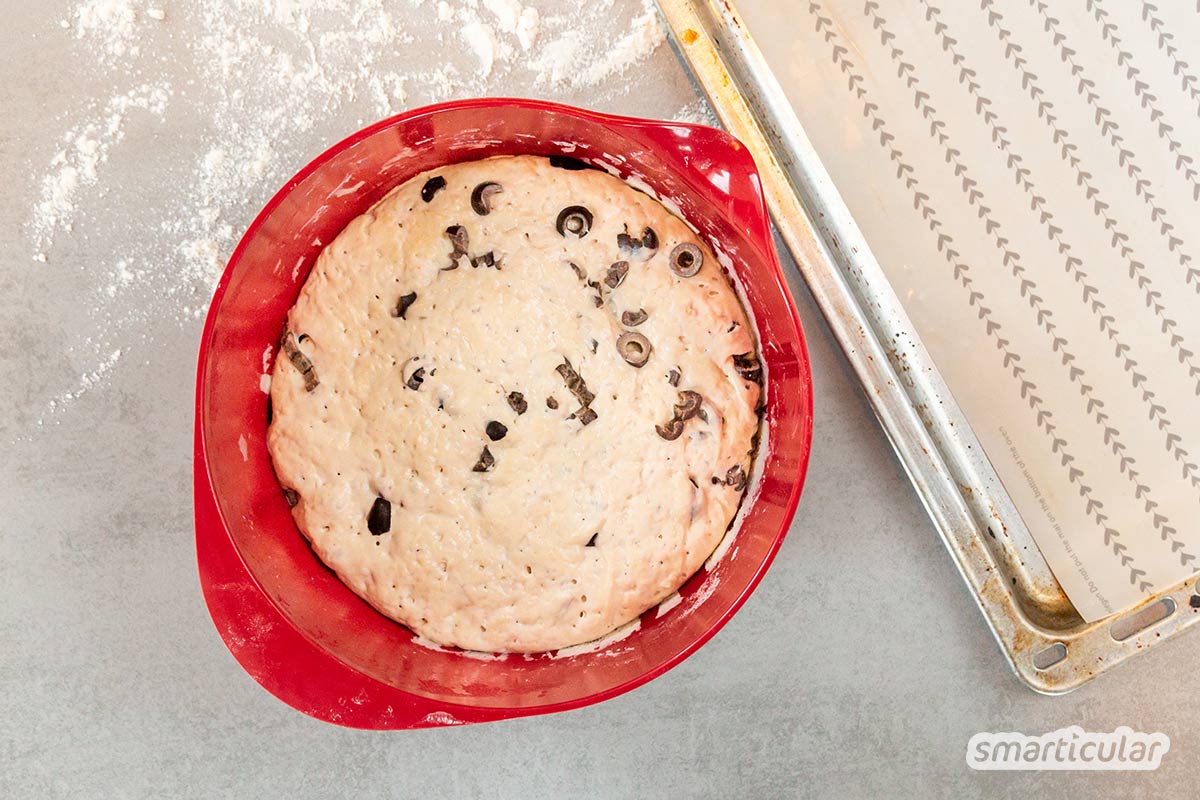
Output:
1,1,1196,797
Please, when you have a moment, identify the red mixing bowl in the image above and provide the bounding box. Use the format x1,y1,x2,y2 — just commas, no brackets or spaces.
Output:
194,98,813,728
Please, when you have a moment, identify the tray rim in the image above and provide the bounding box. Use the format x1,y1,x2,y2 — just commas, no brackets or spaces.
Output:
654,0,1200,693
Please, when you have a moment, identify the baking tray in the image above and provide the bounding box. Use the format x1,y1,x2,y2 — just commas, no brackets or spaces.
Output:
655,0,1200,692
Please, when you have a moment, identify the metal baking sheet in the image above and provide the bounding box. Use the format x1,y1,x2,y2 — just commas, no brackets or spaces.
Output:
656,0,1200,692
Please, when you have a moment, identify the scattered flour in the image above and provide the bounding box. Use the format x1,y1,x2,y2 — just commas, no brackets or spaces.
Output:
27,0,698,421
30,83,170,259
529,1,666,88
39,349,124,427
673,98,720,127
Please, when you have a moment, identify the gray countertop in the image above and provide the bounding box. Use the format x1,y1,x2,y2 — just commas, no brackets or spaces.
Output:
2,1,1195,796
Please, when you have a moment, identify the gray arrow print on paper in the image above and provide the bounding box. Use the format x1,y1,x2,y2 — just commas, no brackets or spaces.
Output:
984,1,1200,394
865,0,1193,572
920,0,1197,565
811,0,1150,590
1140,3,1200,125
1088,0,1200,201
1027,0,1199,296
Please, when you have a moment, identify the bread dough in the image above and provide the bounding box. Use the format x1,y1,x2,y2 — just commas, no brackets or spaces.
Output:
268,155,762,652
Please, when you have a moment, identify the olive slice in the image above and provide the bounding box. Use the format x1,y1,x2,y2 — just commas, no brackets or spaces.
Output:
421,176,446,202
667,368,681,387
616,331,652,368
507,391,527,415
556,206,593,239
556,360,595,407
445,225,469,252
367,496,391,535
393,291,417,319
668,242,703,277
472,446,495,472
655,418,684,441
732,352,763,384
281,330,319,392
621,308,648,327
674,390,703,421
282,488,299,508
444,224,469,270
604,260,629,289
471,182,503,215
618,226,659,255
724,464,748,492
405,366,426,391
485,421,508,441
549,155,589,170
470,251,497,269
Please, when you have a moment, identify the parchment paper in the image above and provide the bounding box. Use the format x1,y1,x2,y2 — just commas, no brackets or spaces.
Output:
741,0,1200,619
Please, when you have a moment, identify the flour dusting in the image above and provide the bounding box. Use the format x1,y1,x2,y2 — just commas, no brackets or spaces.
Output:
25,0,699,421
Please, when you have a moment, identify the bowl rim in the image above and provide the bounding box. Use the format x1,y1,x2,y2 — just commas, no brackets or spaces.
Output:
194,96,814,726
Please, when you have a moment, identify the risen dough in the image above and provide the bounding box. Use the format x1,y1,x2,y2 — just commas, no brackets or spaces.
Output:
268,155,761,652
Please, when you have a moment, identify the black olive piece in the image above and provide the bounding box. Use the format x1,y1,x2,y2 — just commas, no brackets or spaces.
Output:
470,181,503,215
405,366,426,391
724,465,748,492
656,418,684,441
283,488,299,508
621,308,648,327
421,176,447,202
674,390,703,421
549,154,589,170
618,226,659,255
568,262,586,281
485,421,508,441
668,242,703,277
393,291,418,319
368,496,391,535
697,408,709,423
604,260,629,289
668,368,681,387
578,407,598,425
732,351,763,384
297,333,311,345
591,295,603,307
445,225,469,252
444,225,469,270
616,331,652,368
507,391,528,415
281,330,319,392
546,396,559,409
472,446,495,472
556,360,595,407
585,533,599,547
471,251,498,269
556,206,593,239
266,396,273,424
